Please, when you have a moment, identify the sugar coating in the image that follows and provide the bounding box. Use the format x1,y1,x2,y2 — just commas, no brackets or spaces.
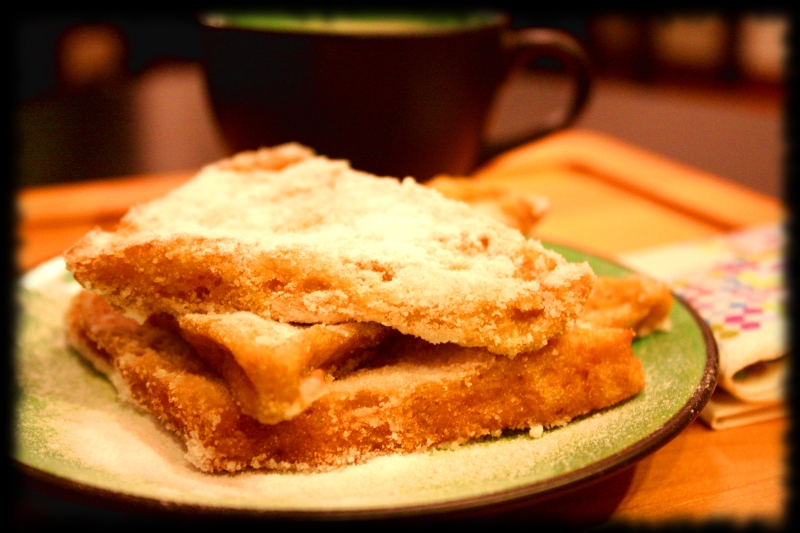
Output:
64,143,595,355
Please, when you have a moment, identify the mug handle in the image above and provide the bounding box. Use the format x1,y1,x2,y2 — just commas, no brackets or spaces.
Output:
479,28,593,164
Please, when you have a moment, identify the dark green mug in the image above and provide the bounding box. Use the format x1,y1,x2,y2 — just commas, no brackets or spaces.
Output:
199,11,591,180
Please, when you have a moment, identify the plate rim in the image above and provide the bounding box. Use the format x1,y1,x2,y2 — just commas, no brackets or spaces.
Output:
14,247,719,520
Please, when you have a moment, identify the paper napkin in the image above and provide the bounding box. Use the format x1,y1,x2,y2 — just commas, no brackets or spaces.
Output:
618,223,787,429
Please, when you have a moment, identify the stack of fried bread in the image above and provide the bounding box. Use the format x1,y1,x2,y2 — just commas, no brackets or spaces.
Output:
63,144,673,473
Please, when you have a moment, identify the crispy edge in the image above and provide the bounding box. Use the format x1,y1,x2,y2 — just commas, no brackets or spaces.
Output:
66,234,596,356
177,313,391,424
580,275,673,336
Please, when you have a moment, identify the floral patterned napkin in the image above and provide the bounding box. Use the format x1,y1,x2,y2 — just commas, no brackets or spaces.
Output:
618,223,787,429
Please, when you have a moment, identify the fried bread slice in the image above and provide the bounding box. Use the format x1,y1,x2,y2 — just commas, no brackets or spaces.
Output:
581,275,673,336
176,313,390,424
64,143,594,356
173,274,668,425
426,175,550,234
65,289,644,473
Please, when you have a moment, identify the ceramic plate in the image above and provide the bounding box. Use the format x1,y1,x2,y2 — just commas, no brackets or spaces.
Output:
13,244,717,519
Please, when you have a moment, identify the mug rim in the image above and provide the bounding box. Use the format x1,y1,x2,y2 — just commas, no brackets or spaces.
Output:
198,10,508,37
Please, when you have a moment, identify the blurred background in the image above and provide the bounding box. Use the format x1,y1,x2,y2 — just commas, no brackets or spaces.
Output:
14,10,788,198
8,10,791,524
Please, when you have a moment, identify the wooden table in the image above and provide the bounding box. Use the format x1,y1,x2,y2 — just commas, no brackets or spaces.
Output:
14,129,786,527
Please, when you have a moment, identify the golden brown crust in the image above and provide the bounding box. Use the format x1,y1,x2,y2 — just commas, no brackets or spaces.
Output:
580,275,673,336
177,313,391,424
65,290,644,473
64,144,594,356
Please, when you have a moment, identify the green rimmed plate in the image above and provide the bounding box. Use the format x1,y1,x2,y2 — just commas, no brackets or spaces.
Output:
13,244,717,519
